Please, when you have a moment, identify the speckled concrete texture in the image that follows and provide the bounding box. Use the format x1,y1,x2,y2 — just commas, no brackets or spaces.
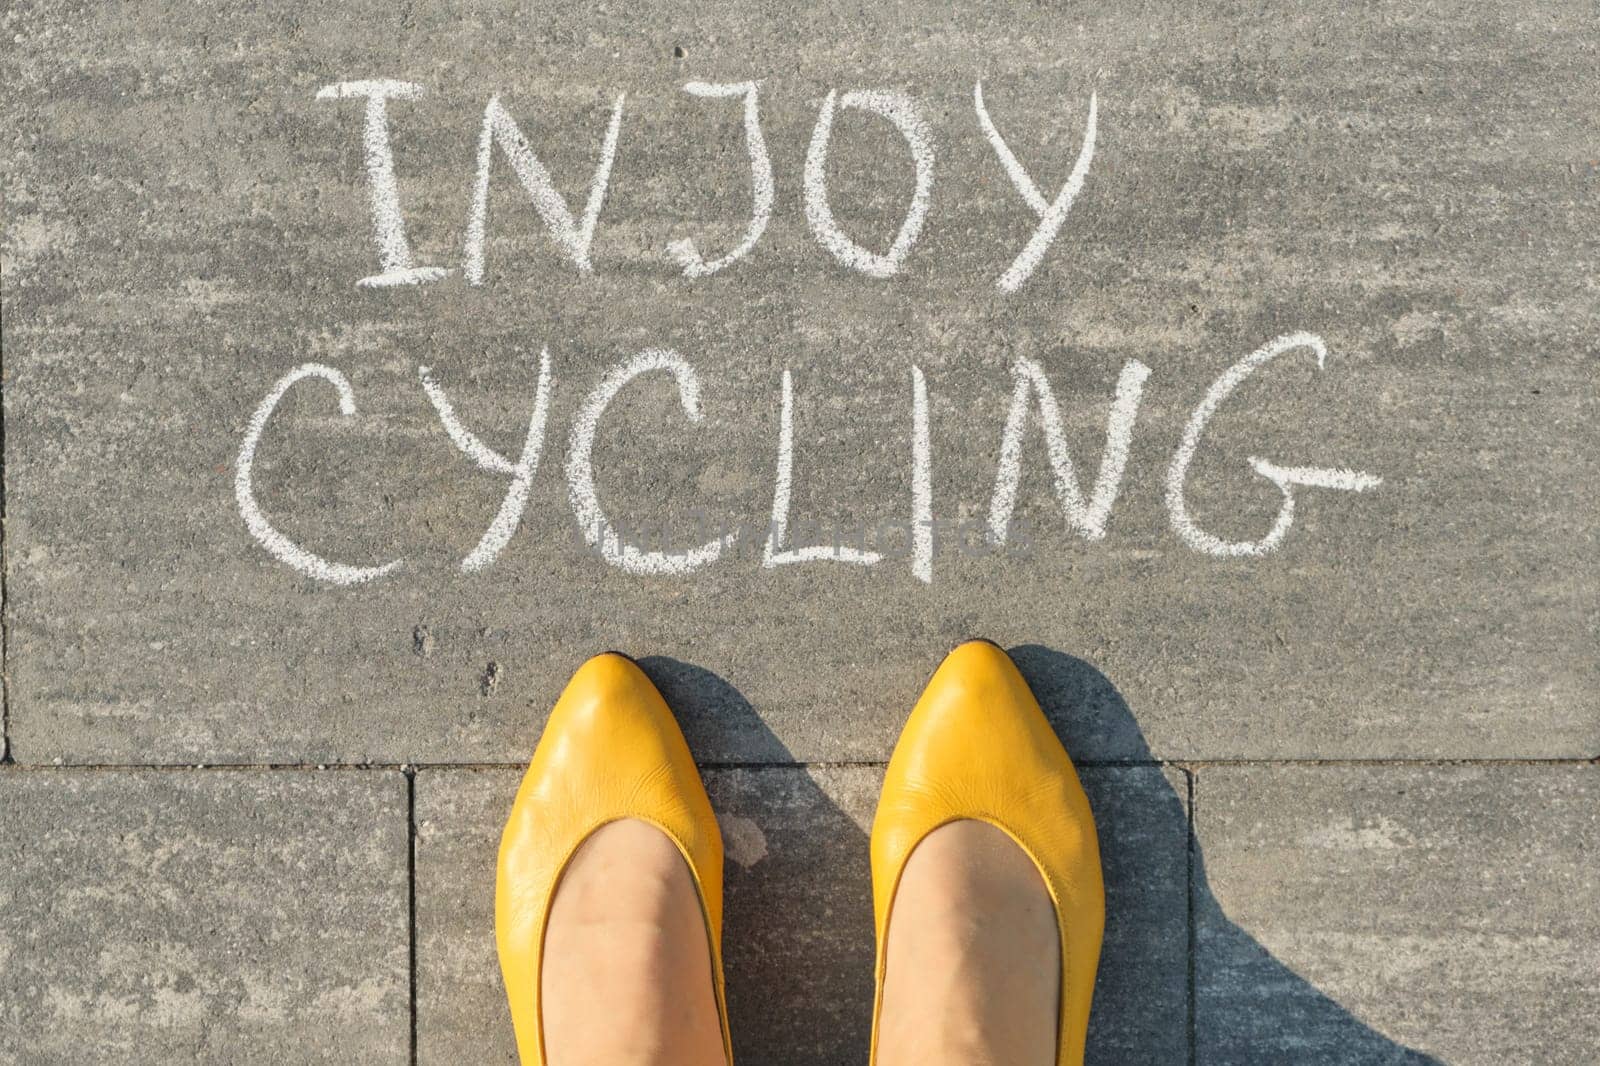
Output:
3,0,1595,765
1194,764,1600,1065
3,0,1595,1060
0,770,410,1064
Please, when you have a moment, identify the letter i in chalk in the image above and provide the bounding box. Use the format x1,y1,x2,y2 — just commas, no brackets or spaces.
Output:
316,80,452,288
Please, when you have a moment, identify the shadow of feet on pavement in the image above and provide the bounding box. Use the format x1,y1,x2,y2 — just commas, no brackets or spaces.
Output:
1010,644,1443,1066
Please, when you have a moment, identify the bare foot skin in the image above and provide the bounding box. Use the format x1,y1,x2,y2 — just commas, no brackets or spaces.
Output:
541,819,726,1066
877,820,1061,1066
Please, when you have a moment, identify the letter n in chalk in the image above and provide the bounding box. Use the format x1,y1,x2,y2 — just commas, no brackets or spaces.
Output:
463,94,625,283
987,357,1150,543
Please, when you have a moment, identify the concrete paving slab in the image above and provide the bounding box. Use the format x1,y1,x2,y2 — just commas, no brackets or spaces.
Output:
1193,764,1600,1065
5,1,1596,766
415,763,1189,1064
412,769,517,1066
0,768,410,1065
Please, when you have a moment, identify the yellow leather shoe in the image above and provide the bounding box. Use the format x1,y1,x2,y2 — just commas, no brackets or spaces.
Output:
496,652,733,1065
869,640,1105,1065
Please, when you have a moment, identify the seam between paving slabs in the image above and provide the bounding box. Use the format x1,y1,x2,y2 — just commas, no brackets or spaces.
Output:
0,250,10,768
0,757,1595,772
1185,768,1198,1066
406,767,419,1066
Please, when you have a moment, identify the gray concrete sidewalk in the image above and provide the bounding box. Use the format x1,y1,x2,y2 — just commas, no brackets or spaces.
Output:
3,0,1597,1062
3,758,1595,1063
4,0,1595,769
